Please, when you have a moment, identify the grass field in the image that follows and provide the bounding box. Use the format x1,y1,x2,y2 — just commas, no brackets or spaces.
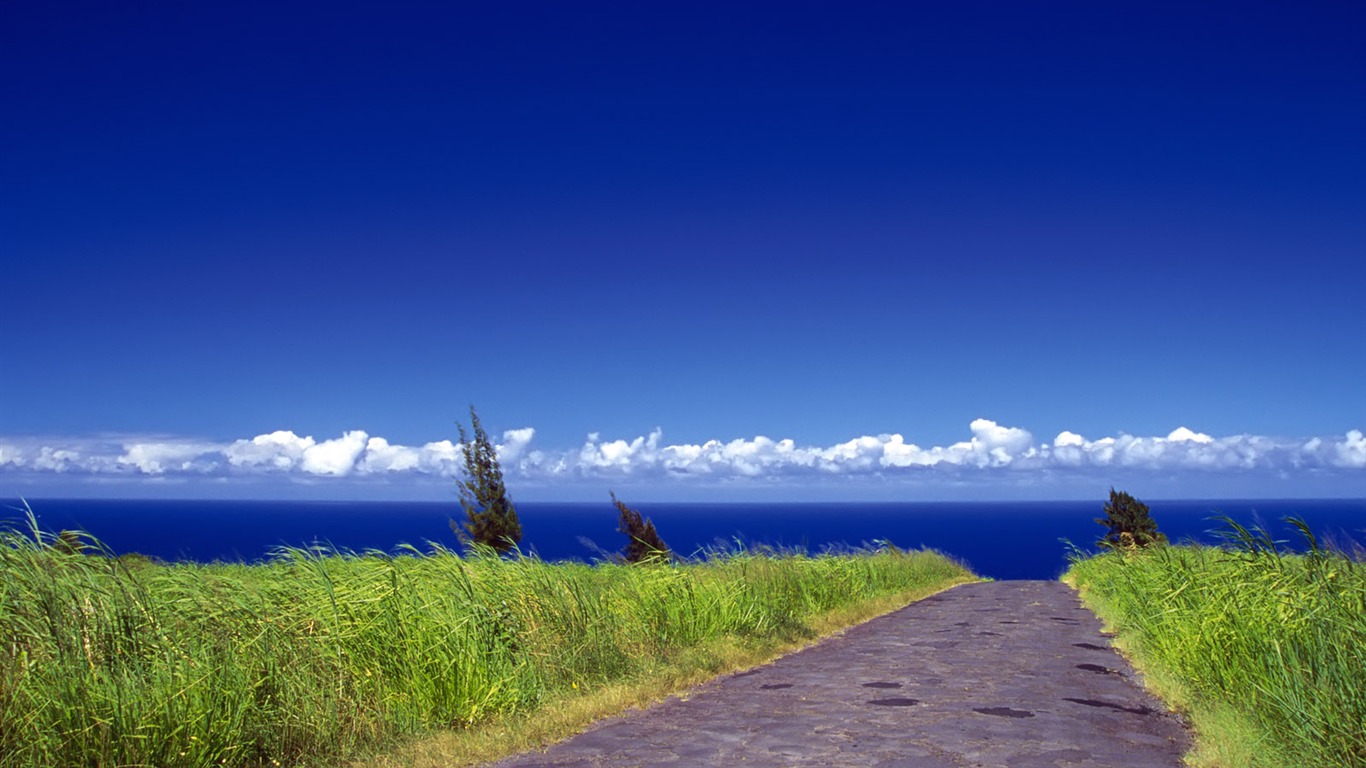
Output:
1065,518,1366,768
0,520,974,768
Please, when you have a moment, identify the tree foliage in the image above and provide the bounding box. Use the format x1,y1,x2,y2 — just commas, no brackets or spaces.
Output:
53,530,85,555
1096,488,1166,550
611,492,669,564
451,407,522,553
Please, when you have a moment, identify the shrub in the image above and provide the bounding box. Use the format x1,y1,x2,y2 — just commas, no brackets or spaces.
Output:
451,406,522,553
1096,488,1165,550
52,530,85,555
611,493,669,564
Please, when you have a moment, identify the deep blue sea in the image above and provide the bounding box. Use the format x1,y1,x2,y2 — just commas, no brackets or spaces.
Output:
4,498,1364,580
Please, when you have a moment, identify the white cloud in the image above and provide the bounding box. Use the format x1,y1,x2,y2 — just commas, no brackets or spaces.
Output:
1167,426,1214,444
1333,429,1366,468
820,435,887,471
1054,431,1086,448
963,418,1035,466
33,447,88,472
660,434,816,477
3,423,1363,490
576,429,661,472
358,437,463,475
300,431,369,476
224,429,372,476
417,439,462,469
877,419,1034,469
0,443,25,467
1034,429,1271,470
498,428,536,462
226,430,314,470
358,437,422,473
118,441,221,474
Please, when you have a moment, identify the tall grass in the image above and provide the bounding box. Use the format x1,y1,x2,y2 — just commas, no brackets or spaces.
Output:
1065,518,1366,768
0,519,972,768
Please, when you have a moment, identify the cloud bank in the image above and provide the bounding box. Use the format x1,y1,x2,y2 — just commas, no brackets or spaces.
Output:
2,421,1363,494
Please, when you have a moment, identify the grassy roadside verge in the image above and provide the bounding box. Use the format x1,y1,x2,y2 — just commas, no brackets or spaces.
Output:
1,522,975,768
354,576,971,767
1064,521,1365,768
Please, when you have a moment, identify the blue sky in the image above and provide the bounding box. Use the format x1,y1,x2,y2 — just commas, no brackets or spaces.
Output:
2,1,1363,501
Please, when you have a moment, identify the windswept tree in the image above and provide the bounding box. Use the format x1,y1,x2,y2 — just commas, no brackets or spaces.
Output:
52,530,86,555
612,492,669,563
451,407,522,553
1096,488,1166,550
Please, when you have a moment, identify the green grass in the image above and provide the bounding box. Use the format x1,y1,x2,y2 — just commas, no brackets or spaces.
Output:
1065,518,1366,768
0,519,973,768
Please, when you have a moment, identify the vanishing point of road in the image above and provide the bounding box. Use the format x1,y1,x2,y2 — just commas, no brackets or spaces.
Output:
490,581,1190,768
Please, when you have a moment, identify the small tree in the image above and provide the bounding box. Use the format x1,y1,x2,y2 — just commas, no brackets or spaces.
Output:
451,406,522,553
611,492,669,563
1096,488,1166,550
53,530,85,555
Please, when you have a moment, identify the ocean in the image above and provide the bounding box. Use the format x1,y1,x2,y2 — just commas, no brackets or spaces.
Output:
5,498,1364,580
